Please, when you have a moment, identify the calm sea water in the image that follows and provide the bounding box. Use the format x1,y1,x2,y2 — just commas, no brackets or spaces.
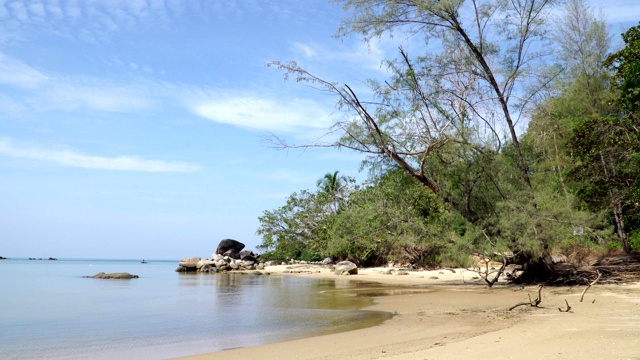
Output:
0,259,391,360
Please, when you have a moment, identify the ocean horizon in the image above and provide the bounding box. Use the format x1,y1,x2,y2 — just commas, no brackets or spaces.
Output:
0,258,390,359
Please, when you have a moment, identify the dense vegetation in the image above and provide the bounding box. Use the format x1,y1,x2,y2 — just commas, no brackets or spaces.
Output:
257,0,640,281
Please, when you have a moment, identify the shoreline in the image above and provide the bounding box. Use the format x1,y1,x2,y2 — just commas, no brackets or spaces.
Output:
175,265,640,360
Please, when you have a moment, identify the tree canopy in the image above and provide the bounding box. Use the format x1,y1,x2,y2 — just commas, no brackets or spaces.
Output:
258,1,640,282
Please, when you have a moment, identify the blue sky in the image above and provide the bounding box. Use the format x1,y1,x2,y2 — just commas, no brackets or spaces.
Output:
0,0,637,260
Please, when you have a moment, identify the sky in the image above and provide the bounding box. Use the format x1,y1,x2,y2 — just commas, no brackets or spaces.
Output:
0,0,637,260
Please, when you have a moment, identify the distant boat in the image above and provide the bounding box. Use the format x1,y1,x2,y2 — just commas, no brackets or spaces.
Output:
141,259,147,264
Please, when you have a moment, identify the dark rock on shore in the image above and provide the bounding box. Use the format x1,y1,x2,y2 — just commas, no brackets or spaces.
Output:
216,239,245,256
239,250,257,262
83,272,139,279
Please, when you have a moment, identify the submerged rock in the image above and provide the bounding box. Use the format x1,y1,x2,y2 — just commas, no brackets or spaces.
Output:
83,272,139,279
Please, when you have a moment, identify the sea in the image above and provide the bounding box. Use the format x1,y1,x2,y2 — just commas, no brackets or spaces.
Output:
0,258,391,360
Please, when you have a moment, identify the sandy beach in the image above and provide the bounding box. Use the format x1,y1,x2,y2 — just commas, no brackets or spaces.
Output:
175,265,640,360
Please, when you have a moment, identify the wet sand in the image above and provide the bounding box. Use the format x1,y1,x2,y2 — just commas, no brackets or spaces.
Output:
175,265,640,360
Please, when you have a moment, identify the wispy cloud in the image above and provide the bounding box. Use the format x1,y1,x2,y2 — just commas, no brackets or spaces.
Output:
286,39,391,75
38,80,154,113
590,0,640,26
292,42,318,58
190,94,335,133
0,52,49,88
0,138,201,172
0,52,154,113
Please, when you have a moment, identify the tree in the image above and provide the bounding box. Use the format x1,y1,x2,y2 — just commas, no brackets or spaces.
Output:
256,189,331,261
316,171,350,214
605,23,640,113
558,22,640,254
327,168,457,267
568,115,639,253
523,0,624,259
269,0,564,278
332,0,562,192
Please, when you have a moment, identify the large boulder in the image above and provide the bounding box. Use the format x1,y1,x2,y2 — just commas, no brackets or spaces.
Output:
179,257,201,268
334,261,358,275
216,239,245,255
83,272,139,279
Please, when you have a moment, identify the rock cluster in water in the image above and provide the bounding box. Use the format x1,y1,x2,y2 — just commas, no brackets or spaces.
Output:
176,239,360,276
176,239,262,273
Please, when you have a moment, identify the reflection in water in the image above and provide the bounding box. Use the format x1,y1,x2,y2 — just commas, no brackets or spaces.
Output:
2,260,396,359
174,272,393,345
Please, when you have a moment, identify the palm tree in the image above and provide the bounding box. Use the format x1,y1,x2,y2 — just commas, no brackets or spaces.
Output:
316,171,348,214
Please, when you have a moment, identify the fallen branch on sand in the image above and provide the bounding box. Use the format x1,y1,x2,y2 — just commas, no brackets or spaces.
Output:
558,299,572,313
580,270,602,303
509,285,544,311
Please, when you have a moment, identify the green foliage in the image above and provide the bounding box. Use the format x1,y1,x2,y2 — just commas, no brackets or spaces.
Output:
256,189,332,261
326,169,448,266
604,23,640,112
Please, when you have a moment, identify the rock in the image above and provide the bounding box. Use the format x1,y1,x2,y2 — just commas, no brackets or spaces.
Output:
321,257,333,265
179,257,201,268
199,264,211,272
334,261,358,275
216,239,245,255
239,250,257,262
223,249,241,259
84,272,139,279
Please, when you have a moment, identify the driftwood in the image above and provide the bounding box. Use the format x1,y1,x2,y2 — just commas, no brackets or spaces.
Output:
580,270,602,302
558,299,572,313
509,285,544,311
473,253,509,287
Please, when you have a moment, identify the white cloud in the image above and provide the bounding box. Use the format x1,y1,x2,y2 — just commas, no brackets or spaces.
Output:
589,0,640,26
0,52,49,89
0,139,201,172
190,95,334,133
39,80,153,112
0,52,154,113
292,42,317,58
